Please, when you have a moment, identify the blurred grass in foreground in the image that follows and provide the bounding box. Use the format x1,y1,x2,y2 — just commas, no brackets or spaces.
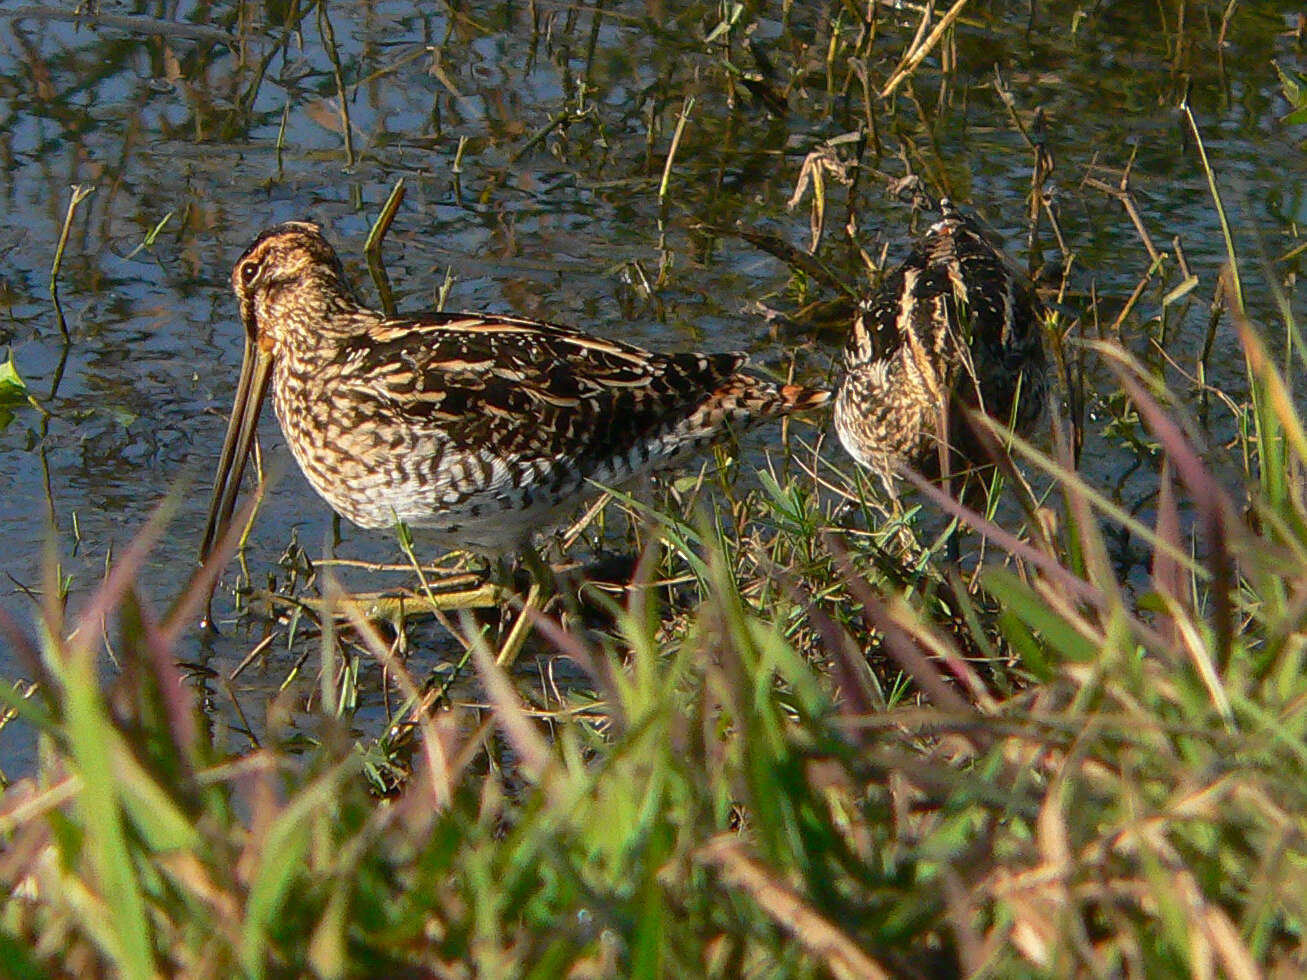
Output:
2,305,1307,978
1,2,1303,976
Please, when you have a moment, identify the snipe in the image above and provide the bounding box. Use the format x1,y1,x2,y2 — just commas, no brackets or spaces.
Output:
833,199,1047,484
199,221,829,563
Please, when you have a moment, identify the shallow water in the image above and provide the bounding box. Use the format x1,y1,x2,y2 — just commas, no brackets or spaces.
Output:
0,1,1303,772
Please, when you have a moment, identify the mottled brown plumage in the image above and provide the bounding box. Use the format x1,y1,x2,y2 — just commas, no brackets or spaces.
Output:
833,200,1047,482
200,221,829,559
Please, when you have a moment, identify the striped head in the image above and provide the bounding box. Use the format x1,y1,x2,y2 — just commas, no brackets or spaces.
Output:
230,221,361,356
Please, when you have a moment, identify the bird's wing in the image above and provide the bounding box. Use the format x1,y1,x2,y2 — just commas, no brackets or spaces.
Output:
343,312,747,467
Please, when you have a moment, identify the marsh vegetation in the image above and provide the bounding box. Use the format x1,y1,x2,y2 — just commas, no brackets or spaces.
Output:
0,1,1305,976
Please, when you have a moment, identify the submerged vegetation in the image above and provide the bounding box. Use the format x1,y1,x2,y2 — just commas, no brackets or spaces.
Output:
1,1,1305,978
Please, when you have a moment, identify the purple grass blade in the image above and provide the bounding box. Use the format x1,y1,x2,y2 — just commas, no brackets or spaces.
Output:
1111,367,1237,668
1151,462,1187,650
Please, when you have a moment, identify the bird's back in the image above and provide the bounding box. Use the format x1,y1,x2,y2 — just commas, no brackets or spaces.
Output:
835,202,1047,476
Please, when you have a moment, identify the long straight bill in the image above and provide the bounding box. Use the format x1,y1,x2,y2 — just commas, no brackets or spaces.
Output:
199,335,274,563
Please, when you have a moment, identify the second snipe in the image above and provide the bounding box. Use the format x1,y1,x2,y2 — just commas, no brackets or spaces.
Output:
199,221,829,563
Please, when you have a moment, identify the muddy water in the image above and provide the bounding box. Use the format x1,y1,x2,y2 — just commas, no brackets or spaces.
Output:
0,2,1302,771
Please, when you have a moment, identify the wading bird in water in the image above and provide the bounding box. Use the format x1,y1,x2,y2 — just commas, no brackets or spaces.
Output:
199,221,830,568
833,198,1047,488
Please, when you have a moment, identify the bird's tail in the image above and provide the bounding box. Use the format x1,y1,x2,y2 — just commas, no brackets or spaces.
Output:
712,376,831,423
663,375,829,460
776,383,832,413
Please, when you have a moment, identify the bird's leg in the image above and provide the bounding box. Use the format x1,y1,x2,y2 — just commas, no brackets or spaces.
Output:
519,541,557,595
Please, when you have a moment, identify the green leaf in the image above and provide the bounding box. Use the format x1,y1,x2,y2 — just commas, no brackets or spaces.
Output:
704,3,744,44
984,567,1098,665
57,653,156,979
1273,60,1305,106
241,759,358,976
0,351,32,429
0,931,48,980
0,679,53,733
113,743,204,852
107,405,139,428
0,350,28,406
1274,60,1307,129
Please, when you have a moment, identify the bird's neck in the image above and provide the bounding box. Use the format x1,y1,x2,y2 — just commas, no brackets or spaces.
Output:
258,273,380,359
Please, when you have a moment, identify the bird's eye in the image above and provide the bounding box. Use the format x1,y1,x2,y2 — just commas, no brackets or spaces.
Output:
239,260,260,286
